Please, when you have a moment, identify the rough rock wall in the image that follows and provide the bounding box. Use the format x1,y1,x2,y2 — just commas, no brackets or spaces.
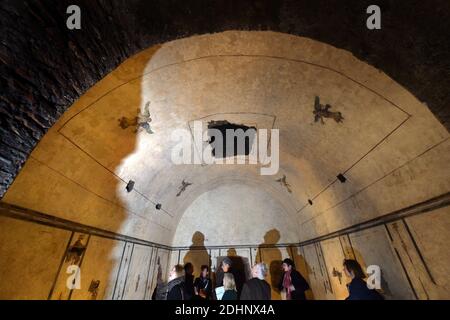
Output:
1,0,449,197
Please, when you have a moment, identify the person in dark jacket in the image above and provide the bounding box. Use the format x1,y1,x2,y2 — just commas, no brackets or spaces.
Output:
221,273,238,300
184,262,195,300
215,257,232,288
215,256,245,298
240,263,271,300
343,259,384,300
194,265,212,300
278,258,310,300
166,264,186,300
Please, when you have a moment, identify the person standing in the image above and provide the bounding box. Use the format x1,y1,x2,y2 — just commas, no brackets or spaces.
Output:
215,256,245,298
240,263,271,300
221,273,238,300
167,264,186,300
343,259,384,300
184,262,195,300
215,257,232,288
152,264,187,300
194,265,212,300
278,258,310,300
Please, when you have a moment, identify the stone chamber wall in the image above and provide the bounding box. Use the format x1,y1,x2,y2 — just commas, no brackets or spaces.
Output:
0,196,448,300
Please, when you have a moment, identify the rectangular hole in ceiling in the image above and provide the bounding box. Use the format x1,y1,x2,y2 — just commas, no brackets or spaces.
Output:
207,120,256,158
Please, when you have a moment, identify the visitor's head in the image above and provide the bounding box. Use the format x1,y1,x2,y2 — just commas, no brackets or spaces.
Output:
169,264,185,281
200,265,209,278
222,257,232,272
282,258,295,272
252,262,268,280
343,259,365,279
223,272,236,291
184,262,194,275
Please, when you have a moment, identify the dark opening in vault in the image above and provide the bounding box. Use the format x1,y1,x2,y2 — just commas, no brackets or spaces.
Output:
207,120,257,158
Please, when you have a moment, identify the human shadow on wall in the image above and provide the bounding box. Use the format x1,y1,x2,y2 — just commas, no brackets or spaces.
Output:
255,229,283,298
225,248,251,280
183,231,211,279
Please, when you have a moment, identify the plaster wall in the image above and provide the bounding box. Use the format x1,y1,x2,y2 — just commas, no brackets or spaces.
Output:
0,204,448,299
172,183,300,247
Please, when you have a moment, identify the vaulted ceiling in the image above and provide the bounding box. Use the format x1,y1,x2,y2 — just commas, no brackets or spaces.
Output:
2,0,450,200
3,31,448,246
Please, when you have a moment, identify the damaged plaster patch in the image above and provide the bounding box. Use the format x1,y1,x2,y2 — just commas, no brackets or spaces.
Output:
88,280,100,300
65,235,87,265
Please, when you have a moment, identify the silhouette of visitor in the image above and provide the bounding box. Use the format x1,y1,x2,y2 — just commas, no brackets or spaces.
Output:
256,229,283,293
183,231,211,278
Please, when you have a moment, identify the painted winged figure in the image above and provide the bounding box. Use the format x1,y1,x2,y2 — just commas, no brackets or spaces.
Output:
313,96,344,124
